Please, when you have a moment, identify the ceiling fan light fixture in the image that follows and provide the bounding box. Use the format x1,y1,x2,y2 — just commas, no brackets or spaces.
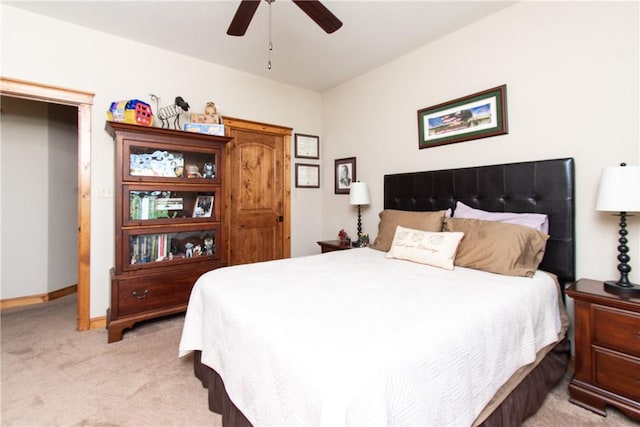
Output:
227,0,343,37
226,0,342,70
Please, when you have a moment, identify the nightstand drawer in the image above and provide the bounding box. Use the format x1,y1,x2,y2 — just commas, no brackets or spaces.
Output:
593,304,640,357
595,348,640,401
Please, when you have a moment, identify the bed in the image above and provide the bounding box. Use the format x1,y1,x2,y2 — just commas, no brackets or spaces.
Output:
179,157,575,426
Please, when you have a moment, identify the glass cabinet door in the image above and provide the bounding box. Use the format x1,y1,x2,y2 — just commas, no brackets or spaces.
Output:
124,185,219,225
123,225,220,272
124,140,220,183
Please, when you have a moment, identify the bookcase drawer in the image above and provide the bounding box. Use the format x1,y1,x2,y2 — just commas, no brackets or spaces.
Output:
116,273,194,316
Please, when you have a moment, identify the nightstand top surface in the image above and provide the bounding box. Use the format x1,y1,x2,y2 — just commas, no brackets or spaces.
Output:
567,278,640,306
317,240,351,250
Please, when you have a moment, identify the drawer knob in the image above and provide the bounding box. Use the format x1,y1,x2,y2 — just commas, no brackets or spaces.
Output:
132,289,149,299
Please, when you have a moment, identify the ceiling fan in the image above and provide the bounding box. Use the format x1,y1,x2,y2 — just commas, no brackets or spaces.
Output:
227,0,343,36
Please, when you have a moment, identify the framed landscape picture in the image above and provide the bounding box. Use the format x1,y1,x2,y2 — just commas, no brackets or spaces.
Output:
418,85,508,149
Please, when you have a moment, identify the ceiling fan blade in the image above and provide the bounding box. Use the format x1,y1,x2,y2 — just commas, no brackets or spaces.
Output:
292,0,343,34
227,0,261,36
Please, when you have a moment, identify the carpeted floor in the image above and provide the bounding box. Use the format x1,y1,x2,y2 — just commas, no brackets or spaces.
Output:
1,294,637,426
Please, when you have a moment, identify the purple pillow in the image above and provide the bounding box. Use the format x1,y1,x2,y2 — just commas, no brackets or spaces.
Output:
453,201,549,234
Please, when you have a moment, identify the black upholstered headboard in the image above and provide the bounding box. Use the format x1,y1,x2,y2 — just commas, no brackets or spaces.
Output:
383,158,575,286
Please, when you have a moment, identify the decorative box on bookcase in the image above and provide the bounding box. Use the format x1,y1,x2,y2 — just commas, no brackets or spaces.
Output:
105,121,231,342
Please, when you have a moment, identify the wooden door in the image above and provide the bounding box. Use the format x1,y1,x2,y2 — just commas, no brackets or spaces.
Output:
223,117,291,265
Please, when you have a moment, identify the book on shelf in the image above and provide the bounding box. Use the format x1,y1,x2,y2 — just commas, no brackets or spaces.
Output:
131,193,185,220
130,194,140,220
140,196,154,220
131,193,175,220
131,233,171,264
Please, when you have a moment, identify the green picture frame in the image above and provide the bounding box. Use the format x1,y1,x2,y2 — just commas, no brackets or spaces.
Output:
418,85,508,149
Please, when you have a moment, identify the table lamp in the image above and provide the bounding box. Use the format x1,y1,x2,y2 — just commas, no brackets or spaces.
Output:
596,163,640,296
349,181,370,243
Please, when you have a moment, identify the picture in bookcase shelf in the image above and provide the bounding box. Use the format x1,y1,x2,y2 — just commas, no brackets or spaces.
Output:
130,150,184,177
193,195,214,218
130,232,215,265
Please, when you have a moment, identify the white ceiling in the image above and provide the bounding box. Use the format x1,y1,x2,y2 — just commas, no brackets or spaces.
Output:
6,1,516,92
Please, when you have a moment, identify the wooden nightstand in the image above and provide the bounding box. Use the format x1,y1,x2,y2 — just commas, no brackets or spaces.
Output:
566,278,640,420
317,240,352,254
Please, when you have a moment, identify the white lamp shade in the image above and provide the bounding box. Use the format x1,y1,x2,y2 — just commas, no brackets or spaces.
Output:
596,164,640,212
349,182,371,205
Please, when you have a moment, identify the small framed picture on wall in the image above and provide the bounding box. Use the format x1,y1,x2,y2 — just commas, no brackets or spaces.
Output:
334,157,356,194
295,163,320,188
294,133,320,159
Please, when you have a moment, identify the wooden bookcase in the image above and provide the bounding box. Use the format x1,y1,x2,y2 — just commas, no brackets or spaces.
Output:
105,121,231,342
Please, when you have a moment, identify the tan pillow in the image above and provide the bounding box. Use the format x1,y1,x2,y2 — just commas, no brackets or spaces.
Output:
385,226,464,270
371,209,447,252
443,217,549,277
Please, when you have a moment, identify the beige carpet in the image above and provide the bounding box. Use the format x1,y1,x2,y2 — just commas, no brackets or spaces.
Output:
1,294,637,427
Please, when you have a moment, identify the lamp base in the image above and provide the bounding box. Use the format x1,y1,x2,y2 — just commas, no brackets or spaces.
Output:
604,280,640,298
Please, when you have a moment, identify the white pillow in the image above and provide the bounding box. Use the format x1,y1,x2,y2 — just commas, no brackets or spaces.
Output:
453,201,549,234
385,226,464,270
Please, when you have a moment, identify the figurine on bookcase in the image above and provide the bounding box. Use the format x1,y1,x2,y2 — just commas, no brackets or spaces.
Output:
204,237,214,255
204,102,222,124
186,164,201,178
155,95,191,130
185,242,194,258
203,162,215,179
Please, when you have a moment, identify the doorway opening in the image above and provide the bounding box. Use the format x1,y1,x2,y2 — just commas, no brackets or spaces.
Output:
1,77,93,331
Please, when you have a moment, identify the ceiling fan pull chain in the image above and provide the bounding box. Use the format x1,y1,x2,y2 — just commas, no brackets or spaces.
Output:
267,0,273,70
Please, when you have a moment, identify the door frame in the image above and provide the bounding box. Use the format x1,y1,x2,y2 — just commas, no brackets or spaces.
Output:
1,76,94,331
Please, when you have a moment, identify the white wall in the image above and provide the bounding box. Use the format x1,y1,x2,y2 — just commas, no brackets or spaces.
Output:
0,97,78,298
321,1,640,286
1,5,324,317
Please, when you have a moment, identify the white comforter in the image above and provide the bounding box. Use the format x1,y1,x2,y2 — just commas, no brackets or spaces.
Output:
179,248,563,427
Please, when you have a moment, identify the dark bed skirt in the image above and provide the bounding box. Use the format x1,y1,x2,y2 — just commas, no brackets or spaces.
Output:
193,337,570,427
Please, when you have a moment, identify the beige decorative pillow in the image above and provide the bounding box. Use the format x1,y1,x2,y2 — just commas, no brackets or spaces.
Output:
385,226,464,270
371,209,447,252
443,217,549,277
